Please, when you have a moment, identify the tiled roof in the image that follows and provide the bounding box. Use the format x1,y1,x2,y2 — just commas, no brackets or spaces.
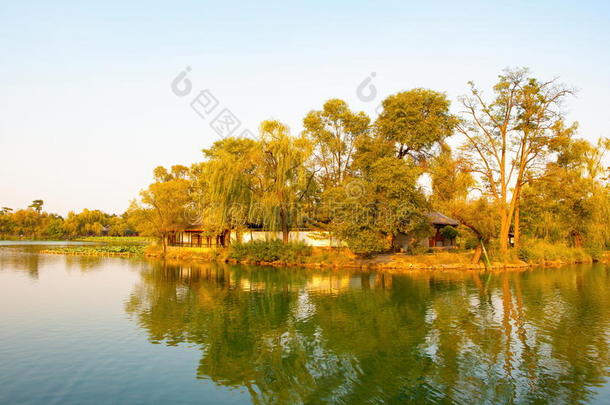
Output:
426,211,459,226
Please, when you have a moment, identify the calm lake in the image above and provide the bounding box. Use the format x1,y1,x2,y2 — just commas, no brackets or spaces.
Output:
2,243,610,404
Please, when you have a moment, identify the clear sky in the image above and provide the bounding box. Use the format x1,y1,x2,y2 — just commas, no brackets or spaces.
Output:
1,0,609,215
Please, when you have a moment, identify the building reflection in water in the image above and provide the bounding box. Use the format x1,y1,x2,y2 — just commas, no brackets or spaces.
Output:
124,260,610,404
3,246,609,403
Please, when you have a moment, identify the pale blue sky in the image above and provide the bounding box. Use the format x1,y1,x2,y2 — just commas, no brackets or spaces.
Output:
1,1,609,215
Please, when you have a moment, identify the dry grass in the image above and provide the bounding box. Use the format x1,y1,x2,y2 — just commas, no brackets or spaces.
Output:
145,243,601,271
517,239,593,265
145,245,226,262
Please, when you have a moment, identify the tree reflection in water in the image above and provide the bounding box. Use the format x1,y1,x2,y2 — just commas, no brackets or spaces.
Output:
125,261,610,404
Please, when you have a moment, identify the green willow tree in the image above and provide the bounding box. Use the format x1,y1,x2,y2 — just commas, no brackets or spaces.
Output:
191,137,259,245
63,209,109,236
190,123,316,245
252,120,315,243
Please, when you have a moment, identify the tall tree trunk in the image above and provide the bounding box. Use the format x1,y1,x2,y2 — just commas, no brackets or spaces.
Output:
471,243,483,264
499,207,510,255
514,200,520,250
220,229,231,247
225,229,231,246
573,232,583,248
162,234,167,256
279,208,289,244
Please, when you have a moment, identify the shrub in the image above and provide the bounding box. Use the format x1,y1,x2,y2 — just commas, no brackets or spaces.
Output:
585,245,603,262
229,240,312,263
409,244,430,256
345,230,388,257
518,245,533,262
517,239,591,264
439,226,459,240
463,236,479,250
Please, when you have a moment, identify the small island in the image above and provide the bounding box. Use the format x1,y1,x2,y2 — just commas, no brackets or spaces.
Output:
3,69,608,270
2,2,610,403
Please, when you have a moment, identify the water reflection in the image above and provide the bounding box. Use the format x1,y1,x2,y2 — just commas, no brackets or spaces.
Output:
0,245,45,278
124,261,610,404
0,242,108,279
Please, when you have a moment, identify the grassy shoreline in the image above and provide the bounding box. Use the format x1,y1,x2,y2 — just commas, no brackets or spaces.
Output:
144,245,606,271
33,238,608,271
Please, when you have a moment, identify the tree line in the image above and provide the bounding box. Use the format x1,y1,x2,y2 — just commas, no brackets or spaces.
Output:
128,67,610,258
0,202,135,239
4,67,608,259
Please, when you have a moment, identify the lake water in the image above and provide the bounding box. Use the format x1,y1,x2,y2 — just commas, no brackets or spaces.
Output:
2,242,610,404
